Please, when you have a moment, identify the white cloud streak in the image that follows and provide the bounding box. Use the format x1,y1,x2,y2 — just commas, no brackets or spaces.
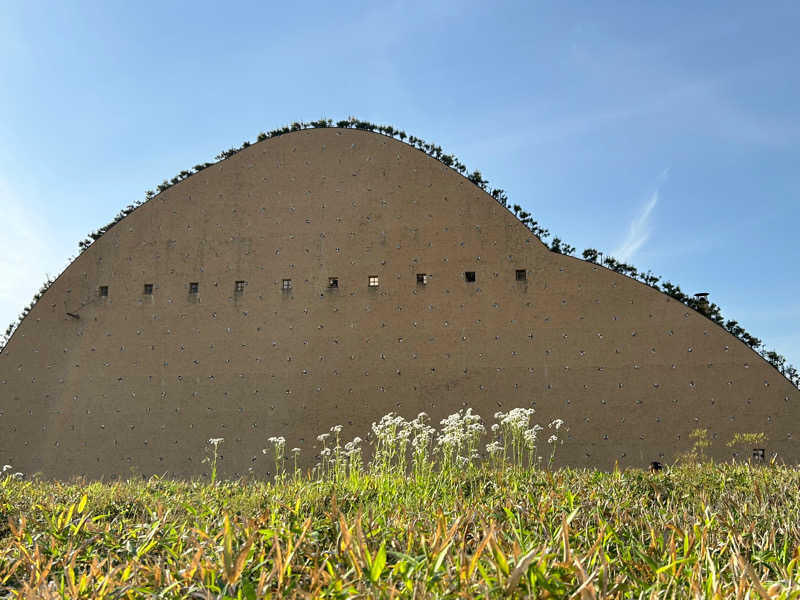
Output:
612,169,669,262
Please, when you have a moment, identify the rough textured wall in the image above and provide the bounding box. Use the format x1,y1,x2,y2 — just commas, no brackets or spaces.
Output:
1,128,797,479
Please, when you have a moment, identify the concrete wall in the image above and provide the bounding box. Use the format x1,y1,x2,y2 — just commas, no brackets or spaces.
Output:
1,128,797,478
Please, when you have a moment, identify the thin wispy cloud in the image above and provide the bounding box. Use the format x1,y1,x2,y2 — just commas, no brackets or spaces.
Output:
613,168,669,262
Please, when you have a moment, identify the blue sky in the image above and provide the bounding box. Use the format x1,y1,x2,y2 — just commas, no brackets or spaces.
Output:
1,1,798,367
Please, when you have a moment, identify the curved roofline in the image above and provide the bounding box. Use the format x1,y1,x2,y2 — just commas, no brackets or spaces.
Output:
552,248,788,377
1,124,546,352
0,120,797,391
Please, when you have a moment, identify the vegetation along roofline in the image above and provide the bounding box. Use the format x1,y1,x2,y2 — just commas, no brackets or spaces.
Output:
1,117,796,389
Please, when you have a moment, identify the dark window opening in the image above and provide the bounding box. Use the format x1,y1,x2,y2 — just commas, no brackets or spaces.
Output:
234,280,246,293
281,278,292,291
143,283,154,295
753,448,765,461
368,276,380,287
189,282,199,294
328,277,339,288
516,269,527,281
99,286,109,297
417,273,428,285
464,271,476,283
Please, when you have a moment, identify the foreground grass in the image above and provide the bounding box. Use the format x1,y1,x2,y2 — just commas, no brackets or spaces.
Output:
2,464,800,598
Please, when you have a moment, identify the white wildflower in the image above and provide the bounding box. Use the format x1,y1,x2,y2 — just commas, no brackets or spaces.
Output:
344,437,363,457
495,407,536,435
436,408,486,461
208,437,223,447
411,422,435,451
344,438,362,451
486,441,504,455
523,427,539,447
469,422,486,435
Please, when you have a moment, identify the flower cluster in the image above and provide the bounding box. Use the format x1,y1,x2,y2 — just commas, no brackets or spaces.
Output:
264,436,288,480
1,464,22,479
371,413,413,472
267,436,286,448
312,425,366,482
255,407,566,483
437,408,485,469
495,408,535,433
485,440,504,455
494,408,544,467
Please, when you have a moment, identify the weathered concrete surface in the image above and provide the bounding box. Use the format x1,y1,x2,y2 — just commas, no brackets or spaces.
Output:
1,128,797,478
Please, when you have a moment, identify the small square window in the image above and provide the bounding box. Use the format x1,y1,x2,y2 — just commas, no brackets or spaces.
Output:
99,285,109,297
753,448,765,461
189,282,199,294
516,269,527,281
368,276,380,287
416,273,428,285
143,283,153,295
464,271,476,282
328,277,339,288
234,280,246,293
281,278,292,290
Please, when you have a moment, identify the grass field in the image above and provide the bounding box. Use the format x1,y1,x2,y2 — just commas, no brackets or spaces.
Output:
2,411,799,598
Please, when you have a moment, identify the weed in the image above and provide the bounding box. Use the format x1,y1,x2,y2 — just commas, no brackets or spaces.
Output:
2,411,799,597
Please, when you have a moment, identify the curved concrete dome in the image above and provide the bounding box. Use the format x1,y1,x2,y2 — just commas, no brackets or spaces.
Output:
1,128,797,478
